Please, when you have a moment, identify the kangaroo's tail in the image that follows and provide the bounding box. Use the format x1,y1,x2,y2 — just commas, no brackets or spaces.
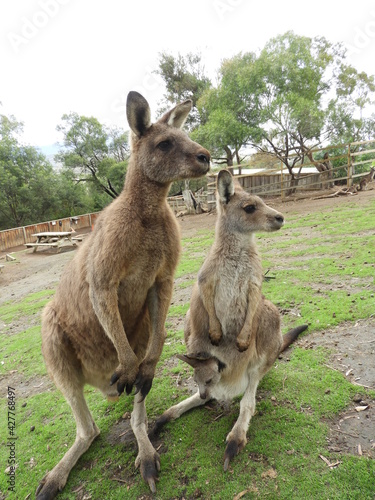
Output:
280,324,308,353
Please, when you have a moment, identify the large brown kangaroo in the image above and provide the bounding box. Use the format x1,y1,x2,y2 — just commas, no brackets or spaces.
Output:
153,170,307,470
36,91,210,498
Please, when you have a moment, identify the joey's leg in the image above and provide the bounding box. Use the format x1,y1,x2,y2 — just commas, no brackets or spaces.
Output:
152,391,209,435
36,386,99,500
224,372,261,471
131,392,161,493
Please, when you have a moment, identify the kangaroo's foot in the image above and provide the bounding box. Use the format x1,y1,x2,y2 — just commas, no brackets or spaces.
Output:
223,431,247,471
135,449,161,494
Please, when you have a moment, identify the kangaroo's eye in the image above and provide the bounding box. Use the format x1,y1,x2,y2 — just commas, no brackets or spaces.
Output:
206,378,213,385
157,140,172,152
243,205,256,214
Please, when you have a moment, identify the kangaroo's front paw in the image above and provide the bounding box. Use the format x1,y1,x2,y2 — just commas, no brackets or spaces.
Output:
110,361,138,396
135,450,161,494
235,339,250,352
134,361,156,401
209,328,223,346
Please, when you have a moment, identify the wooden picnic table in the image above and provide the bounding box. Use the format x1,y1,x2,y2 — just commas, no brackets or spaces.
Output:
25,231,79,253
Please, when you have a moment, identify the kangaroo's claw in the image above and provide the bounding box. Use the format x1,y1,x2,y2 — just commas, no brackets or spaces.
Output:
110,363,138,396
135,451,160,493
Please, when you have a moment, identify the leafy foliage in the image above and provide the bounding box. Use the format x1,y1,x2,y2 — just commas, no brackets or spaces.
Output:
155,51,211,130
0,115,58,229
56,113,129,199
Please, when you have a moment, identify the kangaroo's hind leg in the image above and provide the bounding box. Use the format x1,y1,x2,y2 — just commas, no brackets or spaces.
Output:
223,368,261,472
152,390,209,434
130,392,162,494
36,307,100,500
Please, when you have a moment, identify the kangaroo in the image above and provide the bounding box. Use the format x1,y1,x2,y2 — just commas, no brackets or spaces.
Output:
359,166,375,191
153,170,307,470
36,91,210,499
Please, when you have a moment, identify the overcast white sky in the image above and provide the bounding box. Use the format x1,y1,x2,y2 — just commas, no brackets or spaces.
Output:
1,0,375,152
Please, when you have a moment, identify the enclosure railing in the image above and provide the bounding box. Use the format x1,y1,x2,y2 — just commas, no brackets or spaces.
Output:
205,139,375,198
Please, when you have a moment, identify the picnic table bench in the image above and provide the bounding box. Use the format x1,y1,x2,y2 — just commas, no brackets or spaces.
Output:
25,232,78,253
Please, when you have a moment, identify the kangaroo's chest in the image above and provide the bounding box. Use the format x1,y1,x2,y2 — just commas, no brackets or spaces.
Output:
117,223,179,316
214,257,261,336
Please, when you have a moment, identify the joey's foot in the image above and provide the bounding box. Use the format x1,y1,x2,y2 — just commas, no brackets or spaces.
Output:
235,339,250,352
110,361,139,396
150,412,173,437
223,436,247,471
135,451,161,494
36,473,63,500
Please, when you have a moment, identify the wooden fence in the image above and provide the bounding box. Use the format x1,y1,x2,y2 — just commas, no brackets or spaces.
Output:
207,139,375,198
0,213,100,253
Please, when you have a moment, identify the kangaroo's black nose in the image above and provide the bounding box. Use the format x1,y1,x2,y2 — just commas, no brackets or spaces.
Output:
197,153,210,164
275,215,284,224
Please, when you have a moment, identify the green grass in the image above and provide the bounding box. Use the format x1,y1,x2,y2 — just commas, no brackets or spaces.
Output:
1,196,375,499
0,289,55,325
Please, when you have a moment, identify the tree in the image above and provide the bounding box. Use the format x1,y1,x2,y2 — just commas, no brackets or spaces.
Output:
56,113,129,199
0,114,60,229
192,52,263,166
249,32,375,192
328,64,375,144
155,52,211,130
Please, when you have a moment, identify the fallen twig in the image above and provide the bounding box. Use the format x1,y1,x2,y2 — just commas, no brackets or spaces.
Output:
336,429,359,439
111,476,127,484
319,454,342,468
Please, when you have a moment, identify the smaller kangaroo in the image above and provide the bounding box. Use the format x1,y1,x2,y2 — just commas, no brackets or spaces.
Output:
153,170,308,470
359,166,375,191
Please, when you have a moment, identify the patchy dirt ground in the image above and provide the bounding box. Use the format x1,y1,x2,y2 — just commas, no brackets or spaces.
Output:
1,188,374,459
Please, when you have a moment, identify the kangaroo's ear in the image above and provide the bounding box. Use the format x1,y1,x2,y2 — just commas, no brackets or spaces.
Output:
176,353,200,368
177,352,211,368
127,91,152,137
159,100,192,129
217,169,235,205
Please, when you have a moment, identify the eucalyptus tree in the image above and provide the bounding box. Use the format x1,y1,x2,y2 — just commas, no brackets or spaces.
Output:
192,52,263,166
155,51,211,130
56,113,129,200
254,32,375,190
0,114,59,229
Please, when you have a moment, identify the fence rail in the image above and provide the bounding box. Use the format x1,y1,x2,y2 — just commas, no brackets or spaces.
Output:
207,139,375,198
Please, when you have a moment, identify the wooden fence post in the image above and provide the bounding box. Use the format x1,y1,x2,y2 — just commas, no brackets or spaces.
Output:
280,161,285,200
347,143,353,187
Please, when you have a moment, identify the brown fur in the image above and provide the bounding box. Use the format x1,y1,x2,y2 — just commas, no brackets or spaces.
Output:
153,170,307,470
36,92,210,499
359,166,375,191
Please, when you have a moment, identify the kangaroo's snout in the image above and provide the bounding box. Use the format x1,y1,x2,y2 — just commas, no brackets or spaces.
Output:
275,214,284,226
197,152,210,165
199,390,207,400
196,150,211,174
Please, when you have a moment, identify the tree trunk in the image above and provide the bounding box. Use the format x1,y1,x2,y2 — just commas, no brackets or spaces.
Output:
224,146,234,171
235,148,241,165
286,174,299,196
